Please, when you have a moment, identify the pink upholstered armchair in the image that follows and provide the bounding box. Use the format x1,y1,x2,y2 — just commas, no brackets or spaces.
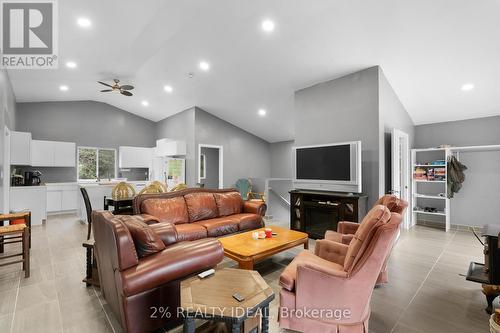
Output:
324,194,408,284
279,205,403,333
325,194,408,245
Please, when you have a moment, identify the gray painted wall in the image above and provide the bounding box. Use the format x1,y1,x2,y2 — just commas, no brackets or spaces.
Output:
0,70,17,213
415,116,500,226
194,108,271,188
294,67,381,206
15,101,157,182
155,107,196,186
270,140,294,179
379,67,415,193
200,147,219,189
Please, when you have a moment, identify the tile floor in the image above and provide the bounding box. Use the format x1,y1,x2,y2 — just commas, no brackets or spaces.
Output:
0,214,489,333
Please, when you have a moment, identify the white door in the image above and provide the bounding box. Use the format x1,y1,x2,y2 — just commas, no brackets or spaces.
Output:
3,126,10,213
392,128,410,229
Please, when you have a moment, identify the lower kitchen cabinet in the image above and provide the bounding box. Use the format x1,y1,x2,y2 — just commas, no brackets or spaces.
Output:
46,183,78,213
10,186,47,226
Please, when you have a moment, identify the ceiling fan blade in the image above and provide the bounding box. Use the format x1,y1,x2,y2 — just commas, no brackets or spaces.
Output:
114,79,120,84
98,81,113,88
120,90,133,96
100,89,113,92
120,85,134,90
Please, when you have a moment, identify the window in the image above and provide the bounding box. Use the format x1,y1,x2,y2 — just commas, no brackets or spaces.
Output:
78,147,116,181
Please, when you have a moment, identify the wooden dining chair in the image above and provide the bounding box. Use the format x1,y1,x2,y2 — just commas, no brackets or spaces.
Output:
0,212,31,278
80,187,93,240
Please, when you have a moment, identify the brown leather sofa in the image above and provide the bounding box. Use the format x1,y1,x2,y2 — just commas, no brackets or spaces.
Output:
92,211,224,333
133,188,267,240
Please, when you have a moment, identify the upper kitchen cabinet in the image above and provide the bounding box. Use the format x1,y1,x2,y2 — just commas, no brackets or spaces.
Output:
31,140,76,167
54,142,76,167
119,146,152,168
154,139,186,156
10,131,31,165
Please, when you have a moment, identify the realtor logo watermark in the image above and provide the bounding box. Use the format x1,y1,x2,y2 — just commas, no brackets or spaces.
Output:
1,0,58,69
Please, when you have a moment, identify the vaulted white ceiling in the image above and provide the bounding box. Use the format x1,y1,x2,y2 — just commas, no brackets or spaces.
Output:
8,0,500,142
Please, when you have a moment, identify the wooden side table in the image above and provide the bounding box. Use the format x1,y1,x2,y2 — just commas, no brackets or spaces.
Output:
181,268,274,333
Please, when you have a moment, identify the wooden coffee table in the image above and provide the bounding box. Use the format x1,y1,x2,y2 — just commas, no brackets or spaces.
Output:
181,268,275,333
219,226,308,270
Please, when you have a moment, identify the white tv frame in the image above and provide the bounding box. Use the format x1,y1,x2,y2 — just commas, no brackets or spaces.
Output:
292,141,362,193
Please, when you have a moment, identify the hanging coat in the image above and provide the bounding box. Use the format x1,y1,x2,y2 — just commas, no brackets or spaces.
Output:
447,155,467,198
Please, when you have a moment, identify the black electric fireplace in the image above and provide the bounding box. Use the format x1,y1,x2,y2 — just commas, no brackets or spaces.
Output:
290,189,367,239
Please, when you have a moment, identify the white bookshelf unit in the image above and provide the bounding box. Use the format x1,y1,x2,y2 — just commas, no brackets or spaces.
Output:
411,148,451,231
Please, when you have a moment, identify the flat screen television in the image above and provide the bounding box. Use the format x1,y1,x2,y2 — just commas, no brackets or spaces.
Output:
293,141,362,193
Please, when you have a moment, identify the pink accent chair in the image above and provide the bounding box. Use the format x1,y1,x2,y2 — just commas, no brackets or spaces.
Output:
279,205,403,333
324,194,408,284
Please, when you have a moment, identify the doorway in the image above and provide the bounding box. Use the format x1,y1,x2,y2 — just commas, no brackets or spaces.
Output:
391,128,410,229
198,144,223,189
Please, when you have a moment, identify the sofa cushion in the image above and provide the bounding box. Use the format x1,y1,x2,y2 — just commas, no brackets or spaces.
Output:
279,251,344,292
175,223,208,242
122,216,166,258
344,205,391,272
231,213,263,231
140,197,189,225
184,192,218,222
196,217,239,237
149,223,178,246
214,192,243,216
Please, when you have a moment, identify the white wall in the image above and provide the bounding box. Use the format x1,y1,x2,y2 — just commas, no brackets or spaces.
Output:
0,70,17,213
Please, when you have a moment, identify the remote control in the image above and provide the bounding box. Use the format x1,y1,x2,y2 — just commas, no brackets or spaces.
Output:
232,293,245,302
197,269,215,279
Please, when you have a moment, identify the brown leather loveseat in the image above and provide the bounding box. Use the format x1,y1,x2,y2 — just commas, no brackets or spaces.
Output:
92,211,224,333
133,188,267,241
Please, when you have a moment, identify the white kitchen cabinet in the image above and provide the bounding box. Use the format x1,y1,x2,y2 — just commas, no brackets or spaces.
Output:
47,190,62,212
10,131,31,165
54,142,76,167
46,183,78,213
119,146,152,168
154,139,186,156
31,140,76,167
31,140,54,167
10,186,47,225
61,190,78,210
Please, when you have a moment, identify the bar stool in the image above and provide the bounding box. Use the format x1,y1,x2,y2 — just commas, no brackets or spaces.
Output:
0,212,31,278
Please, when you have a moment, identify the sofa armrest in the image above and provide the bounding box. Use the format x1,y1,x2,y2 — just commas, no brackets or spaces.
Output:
314,239,348,265
120,238,224,297
135,214,160,225
243,201,267,216
337,221,360,235
149,223,178,246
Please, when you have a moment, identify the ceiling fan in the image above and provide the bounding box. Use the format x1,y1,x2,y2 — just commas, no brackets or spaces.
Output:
98,79,134,96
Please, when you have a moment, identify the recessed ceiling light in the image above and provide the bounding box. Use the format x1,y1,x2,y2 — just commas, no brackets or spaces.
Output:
65,61,77,69
199,61,210,71
59,85,69,91
261,19,275,32
77,17,92,28
461,83,474,91
141,100,149,107
164,85,173,93
258,109,267,116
